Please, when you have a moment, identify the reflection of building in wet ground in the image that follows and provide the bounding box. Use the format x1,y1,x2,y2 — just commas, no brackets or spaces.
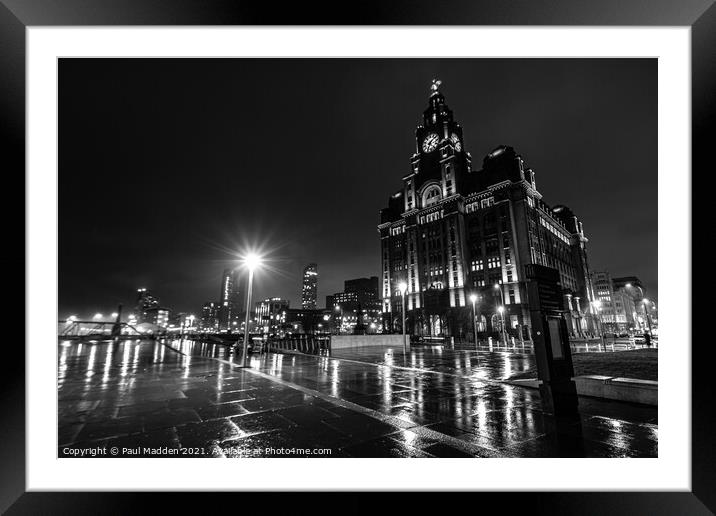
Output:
58,340,657,458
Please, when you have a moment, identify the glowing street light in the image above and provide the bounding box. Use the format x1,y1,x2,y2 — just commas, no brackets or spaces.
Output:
493,284,508,348
591,299,606,351
239,252,263,366
497,305,507,348
334,304,344,334
469,293,479,355
93,313,103,320
398,281,408,350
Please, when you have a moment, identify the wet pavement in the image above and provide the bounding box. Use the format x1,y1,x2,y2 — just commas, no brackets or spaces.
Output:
58,339,658,458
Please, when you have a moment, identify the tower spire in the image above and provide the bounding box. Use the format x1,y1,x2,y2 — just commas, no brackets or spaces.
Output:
430,78,442,95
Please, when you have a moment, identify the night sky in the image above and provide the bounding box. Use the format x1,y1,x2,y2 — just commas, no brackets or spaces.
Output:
59,58,657,318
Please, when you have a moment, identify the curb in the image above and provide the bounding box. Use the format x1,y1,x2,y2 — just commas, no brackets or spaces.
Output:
503,375,658,406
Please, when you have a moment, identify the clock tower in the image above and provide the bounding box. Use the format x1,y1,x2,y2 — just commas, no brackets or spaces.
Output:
404,79,472,212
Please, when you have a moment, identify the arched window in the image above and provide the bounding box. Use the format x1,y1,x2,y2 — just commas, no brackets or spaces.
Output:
423,186,442,207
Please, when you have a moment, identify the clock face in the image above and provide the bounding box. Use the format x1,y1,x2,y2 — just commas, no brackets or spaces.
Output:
422,133,439,153
450,133,462,151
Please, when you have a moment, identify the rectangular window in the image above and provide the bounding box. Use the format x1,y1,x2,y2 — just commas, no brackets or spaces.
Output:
470,259,484,271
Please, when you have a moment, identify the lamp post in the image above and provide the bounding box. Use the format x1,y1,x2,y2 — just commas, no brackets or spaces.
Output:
642,298,653,336
239,253,262,367
334,305,343,334
497,306,507,348
494,283,507,348
625,283,645,333
469,294,479,353
592,299,605,351
399,281,408,350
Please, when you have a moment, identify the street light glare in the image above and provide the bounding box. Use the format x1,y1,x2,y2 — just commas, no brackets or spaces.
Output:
497,306,504,314
493,283,500,289
398,281,408,293
243,253,262,271
469,294,477,303
93,313,103,319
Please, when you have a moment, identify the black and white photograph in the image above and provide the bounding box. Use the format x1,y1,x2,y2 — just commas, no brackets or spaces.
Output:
3,0,711,509
57,57,659,460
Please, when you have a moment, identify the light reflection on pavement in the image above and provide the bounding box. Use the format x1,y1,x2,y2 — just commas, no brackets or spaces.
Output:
57,339,657,458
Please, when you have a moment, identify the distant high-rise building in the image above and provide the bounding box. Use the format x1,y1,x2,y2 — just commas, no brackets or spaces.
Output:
218,268,246,330
144,307,170,328
135,288,160,323
200,302,219,332
301,263,318,310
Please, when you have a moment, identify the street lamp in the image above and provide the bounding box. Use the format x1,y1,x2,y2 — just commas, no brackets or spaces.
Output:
399,281,408,349
625,283,645,299
469,293,479,353
494,284,508,348
592,299,605,351
334,305,343,334
93,313,103,320
497,306,507,348
642,298,653,335
239,253,262,367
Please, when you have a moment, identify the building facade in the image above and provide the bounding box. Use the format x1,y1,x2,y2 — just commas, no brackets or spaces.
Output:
254,298,290,336
135,288,160,323
378,81,597,340
592,271,638,333
301,263,318,310
330,276,381,334
200,301,219,332
285,308,325,334
218,268,246,331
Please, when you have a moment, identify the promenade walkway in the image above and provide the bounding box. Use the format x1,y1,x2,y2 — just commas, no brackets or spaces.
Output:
58,339,657,458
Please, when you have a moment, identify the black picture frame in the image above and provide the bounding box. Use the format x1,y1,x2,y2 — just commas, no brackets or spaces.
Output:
1,0,710,513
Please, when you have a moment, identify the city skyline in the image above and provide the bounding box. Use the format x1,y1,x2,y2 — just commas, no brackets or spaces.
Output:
59,58,657,316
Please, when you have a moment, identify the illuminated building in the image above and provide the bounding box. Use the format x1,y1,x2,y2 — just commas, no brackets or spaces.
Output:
255,298,290,336
592,271,638,333
378,80,597,339
218,268,246,330
331,276,381,334
301,263,318,310
144,307,170,328
135,288,159,324
200,301,219,332
285,308,323,334
612,276,646,302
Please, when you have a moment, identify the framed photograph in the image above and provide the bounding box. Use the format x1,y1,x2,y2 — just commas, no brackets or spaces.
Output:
2,0,710,512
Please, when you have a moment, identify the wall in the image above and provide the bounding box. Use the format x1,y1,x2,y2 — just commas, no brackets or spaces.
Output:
331,334,408,349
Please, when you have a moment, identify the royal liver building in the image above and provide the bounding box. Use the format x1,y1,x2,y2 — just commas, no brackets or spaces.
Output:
378,80,598,340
